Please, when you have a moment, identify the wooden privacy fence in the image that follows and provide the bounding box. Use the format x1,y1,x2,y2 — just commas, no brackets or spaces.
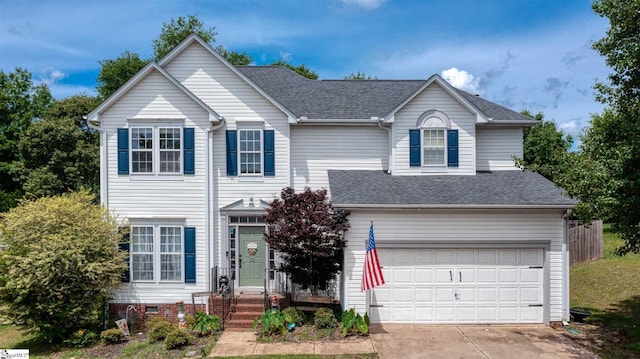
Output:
569,220,603,266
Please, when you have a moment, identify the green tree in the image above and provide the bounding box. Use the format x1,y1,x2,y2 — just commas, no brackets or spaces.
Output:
516,110,573,184
0,191,127,343
271,60,319,80
96,50,149,99
0,68,54,211
47,93,100,135
153,15,217,61
13,116,99,198
591,0,640,252
263,188,349,295
216,45,253,66
343,71,378,80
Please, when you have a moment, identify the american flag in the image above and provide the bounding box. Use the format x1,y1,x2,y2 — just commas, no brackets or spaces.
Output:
361,222,385,291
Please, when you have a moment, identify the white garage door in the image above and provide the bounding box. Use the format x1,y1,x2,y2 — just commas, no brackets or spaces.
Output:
370,248,544,323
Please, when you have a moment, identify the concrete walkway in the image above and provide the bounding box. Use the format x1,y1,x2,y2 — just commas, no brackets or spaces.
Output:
208,331,375,357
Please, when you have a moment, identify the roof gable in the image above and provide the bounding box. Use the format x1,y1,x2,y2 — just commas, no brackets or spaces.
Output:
87,62,221,123
157,34,297,122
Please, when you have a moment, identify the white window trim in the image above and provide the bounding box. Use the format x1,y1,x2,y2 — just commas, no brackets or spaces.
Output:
238,129,263,177
130,224,185,284
128,122,184,177
421,128,447,167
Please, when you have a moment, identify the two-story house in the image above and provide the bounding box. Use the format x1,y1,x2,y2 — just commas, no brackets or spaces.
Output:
87,34,576,326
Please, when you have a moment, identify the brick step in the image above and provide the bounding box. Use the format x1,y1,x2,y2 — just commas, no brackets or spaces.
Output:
235,303,264,311
224,319,255,329
235,297,265,305
230,312,263,321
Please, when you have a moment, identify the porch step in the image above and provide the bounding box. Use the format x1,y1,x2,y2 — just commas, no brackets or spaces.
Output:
235,294,265,304
224,319,256,329
223,294,267,330
230,311,263,321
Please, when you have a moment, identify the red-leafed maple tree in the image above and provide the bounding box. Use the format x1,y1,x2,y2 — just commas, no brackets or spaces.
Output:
264,187,350,295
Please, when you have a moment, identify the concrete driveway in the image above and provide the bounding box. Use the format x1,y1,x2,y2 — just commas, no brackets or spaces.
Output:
370,324,598,359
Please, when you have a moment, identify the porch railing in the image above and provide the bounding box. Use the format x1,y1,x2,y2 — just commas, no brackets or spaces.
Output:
212,266,235,329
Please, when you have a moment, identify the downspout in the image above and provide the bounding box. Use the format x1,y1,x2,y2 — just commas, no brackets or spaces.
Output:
561,208,572,324
377,118,393,174
206,118,226,293
85,116,108,209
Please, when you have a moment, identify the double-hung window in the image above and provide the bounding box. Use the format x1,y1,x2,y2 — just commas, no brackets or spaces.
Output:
422,129,445,166
131,126,181,174
409,110,458,169
131,225,183,283
239,130,262,175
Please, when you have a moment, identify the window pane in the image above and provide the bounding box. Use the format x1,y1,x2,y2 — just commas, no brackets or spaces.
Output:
422,129,445,166
132,226,154,281
159,128,181,174
160,226,182,281
239,130,262,174
131,128,153,173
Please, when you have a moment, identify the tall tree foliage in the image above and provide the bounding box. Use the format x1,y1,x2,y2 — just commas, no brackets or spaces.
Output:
97,50,149,99
516,110,573,184
0,68,54,211
263,188,349,295
591,0,640,253
271,60,319,80
0,191,127,343
343,71,378,80
153,15,217,61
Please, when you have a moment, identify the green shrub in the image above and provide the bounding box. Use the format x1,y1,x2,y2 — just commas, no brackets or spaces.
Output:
164,328,193,350
253,309,291,337
193,312,220,335
100,328,125,344
186,314,195,329
148,321,174,343
340,308,369,337
0,192,128,343
282,307,304,326
64,329,99,348
314,307,338,329
145,315,169,330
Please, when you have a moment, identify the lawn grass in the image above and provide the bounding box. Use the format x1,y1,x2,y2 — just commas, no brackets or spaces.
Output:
570,225,640,358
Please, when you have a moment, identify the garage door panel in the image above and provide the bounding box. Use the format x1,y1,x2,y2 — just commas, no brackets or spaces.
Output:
457,306,477,321
435,268,454,283
371,248,544,324
415,287,433,301
456,287,476,302
392,287,413,303
478,287,497,302
415,268,433,282
478,268,497,282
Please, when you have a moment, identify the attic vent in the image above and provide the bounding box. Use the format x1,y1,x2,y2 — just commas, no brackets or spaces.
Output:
474,94,480,97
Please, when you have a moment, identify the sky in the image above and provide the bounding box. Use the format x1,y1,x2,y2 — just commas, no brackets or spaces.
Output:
0,0,610,144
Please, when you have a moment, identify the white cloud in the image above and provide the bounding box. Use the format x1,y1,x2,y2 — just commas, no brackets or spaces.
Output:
441,67,481,94
340,0,385,10
279,51,292,62
37,68,66,87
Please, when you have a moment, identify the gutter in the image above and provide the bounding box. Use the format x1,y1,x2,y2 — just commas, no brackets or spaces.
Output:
561,208,572,323
376,118,393,174
206,118,226,292
333,203,577,210
85,116,108,209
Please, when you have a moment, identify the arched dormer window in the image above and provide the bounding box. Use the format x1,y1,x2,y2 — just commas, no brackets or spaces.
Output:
409,110,459,168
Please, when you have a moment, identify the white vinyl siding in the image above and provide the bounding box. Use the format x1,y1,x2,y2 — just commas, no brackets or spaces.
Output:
291,125,388,191
342,209,565,324
393,83,476,175
161,41,291,275
476,127,523,171
101,68,209,304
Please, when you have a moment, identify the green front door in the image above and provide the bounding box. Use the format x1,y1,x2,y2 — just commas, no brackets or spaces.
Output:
239,227,266,287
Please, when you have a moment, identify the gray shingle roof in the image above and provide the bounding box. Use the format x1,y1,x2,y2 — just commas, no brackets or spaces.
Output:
237,66,538,124
328,170,577,208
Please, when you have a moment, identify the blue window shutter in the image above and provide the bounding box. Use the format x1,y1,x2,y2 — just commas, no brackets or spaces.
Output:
409,129,421,167
447,129,459,167
117,128,129,175
184,227,196,284
119,240,130,283
183,128,195,175
263,129,275,176
226,130,237,176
